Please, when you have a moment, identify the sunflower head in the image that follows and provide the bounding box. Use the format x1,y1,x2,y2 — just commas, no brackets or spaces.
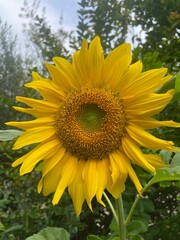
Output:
55,87,127,160
6,36,180,215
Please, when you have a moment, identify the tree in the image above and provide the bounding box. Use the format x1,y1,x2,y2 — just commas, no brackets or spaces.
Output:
0,19,25,126
125,0,180,72
71,0,130,52
19,0,71,64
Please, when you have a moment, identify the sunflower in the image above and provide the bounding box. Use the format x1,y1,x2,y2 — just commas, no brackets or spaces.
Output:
6,37,180,215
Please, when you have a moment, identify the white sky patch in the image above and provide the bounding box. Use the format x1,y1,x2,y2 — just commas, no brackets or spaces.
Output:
43,0,79,32
0,0,79,48
0,0,24,38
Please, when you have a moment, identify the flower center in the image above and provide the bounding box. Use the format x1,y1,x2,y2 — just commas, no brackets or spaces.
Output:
77,103,106,133
55,88,127,160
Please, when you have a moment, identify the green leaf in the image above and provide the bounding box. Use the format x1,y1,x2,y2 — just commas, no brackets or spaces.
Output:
4,225,23,233
0,221,5,232
26,227,70,240
160,150,173,164
127,220,147,235
173,72,180,100
171,152,180,167
148,167,180,186
156,72,180,100
157,76,175,94
108,237,119,240
87,235,102,240
175,72,180,92
109,218,119,236
26,235,45,240
129,236,144,240
0,130,22,141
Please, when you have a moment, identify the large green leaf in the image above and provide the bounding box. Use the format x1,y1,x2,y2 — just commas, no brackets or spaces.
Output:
0,130,22,141
26,227,70,240
148,167,180,186
127,220,148,235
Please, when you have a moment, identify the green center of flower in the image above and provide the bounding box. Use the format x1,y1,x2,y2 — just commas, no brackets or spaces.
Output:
55,88,127,160
77,103,106,133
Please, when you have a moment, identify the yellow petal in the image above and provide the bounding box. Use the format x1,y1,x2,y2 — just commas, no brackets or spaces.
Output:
82,159,98,211
143,154,169,169
125,90,174,116
16,96,58,111
52,154,78,205
13,126,56,149
96,159,109,206
12,149,34,167
14,138,58,171
72,39,89,86
42,155,65,196
53,57,78,88
122,135,155,172
110,151,128,175
129,117,180,129
19,138,60,175
38,145,66,194
127,123,176,151
87,36,104,87
45,62,77,92
26,76,64,104
126,163,142,193
43,153,72,196
37,178,43,193
119,60,143,97
6,117,55,130
68,160,86,216
42,145,66,177
107,151,129,198
112,150,142,193
103,43,132,92
121,68,170,98
109,153,120,183
107,177,126,199
13,106,50,118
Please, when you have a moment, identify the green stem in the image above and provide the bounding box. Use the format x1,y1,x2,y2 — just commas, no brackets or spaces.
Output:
125,183,150,225
103,192,118,225
116,195,126,240
125,193,141,225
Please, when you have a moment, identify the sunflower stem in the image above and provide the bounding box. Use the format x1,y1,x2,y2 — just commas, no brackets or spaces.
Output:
116,195,126,240
125,183,150,225
103,192,118,224
125,193,142,226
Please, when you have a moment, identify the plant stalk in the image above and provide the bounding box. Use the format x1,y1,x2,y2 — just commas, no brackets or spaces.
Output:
116,195,126,240
103,192,118,224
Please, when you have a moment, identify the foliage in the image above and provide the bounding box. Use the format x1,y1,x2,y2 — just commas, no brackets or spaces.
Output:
71,0,130,52
0,19,26,127
19,0,71,64
0,130,22,141
0,141,85,239
26,227,70,240
125,0,180,72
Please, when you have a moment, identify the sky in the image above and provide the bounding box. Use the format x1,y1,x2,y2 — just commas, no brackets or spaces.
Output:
0,0,79,45
0,0,144,50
